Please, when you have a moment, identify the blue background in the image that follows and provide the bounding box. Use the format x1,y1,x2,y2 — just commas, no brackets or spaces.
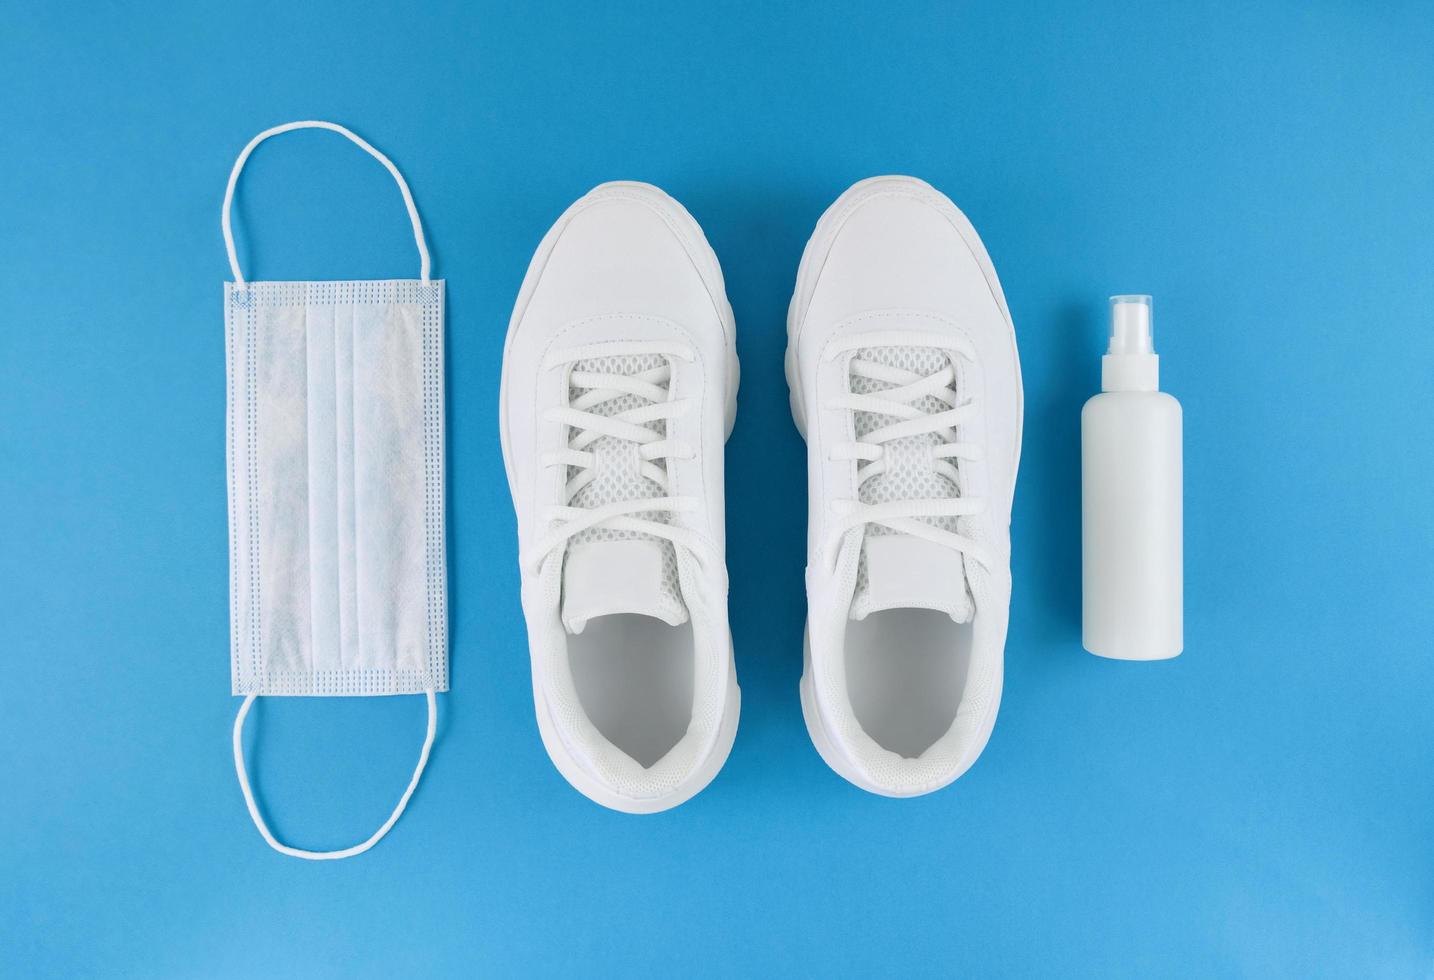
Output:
2,1,1431,976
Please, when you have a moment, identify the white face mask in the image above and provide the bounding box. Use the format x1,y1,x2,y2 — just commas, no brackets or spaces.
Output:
222,121,447,860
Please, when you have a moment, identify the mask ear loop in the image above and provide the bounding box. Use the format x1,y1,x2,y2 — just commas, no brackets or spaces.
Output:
221,119,431,285
232,690,437,861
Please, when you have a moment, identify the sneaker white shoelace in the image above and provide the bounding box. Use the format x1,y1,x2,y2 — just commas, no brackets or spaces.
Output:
524,341,714,574
821,331,993,571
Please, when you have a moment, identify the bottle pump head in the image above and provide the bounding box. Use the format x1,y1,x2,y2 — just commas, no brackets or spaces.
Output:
1102,295,1159,392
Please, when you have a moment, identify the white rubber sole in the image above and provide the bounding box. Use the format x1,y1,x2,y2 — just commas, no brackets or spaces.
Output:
500,181,741,814
785,175,1022,796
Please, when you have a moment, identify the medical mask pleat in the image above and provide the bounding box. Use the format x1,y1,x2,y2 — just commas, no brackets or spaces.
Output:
304,299,341,673
335,301,360,672
256,300,312,677
222,121,446,860
352,295,427,674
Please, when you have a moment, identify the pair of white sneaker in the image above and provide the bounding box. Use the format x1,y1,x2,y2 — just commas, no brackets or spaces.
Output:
501,176,1022,812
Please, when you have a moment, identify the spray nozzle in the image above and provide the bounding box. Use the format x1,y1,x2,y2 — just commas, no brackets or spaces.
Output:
1108,294,1154,355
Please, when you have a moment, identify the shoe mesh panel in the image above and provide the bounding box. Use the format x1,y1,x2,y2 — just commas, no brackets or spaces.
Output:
849,346,965,614
567,353,685,619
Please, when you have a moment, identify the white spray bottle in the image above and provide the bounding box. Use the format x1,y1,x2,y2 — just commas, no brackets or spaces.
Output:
1081,295,1183,660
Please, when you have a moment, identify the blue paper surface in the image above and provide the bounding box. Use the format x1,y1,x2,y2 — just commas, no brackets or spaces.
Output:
2,1,1431,975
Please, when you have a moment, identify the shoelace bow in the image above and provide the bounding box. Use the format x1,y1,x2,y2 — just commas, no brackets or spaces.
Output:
525,344,714,574
823,336,993,571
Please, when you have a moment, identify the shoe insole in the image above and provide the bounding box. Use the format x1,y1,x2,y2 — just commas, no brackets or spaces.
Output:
844,608,972,759
568,615,695,769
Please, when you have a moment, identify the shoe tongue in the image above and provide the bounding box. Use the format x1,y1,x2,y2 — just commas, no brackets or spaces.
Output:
562,538,689,635
850,534,973,624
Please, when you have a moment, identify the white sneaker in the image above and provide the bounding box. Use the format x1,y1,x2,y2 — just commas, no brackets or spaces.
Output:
785,176,1023,797
501,182,740,813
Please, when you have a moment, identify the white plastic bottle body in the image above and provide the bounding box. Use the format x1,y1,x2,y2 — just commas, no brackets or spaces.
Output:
1081,391,1183,660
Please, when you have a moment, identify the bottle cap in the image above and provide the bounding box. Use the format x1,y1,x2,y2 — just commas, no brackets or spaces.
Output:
1102,295,1159,392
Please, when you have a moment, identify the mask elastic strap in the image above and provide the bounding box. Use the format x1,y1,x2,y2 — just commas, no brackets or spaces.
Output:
232,689,437,861
221,120,431,286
